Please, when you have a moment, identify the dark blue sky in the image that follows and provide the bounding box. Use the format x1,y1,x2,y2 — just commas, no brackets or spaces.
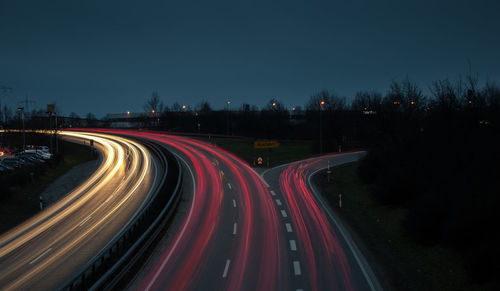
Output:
1,0,499,117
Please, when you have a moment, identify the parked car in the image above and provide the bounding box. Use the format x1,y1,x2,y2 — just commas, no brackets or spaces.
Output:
20,149,52,160
0,158,23,169
38,146,50,153
17,152,46,163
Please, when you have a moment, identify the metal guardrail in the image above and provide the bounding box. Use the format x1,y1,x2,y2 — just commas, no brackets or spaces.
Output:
58,139,183,291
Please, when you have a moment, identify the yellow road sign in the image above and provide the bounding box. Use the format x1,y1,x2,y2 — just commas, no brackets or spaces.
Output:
254,140,280,149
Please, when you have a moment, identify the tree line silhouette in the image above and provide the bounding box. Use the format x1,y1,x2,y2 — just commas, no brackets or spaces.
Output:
2,73,499,287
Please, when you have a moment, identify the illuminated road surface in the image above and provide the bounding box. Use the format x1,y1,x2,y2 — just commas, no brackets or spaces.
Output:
83,130,381,291
0,131,162,290
262,152,383,291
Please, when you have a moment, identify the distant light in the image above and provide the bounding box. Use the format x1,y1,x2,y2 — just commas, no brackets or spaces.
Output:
152,109,155,114
272,102,276,107
292,107,296,111
227,101,231,105
468,100,472,104
182,105,187,110
127,111,130,115
320,101,325,106
410,101,415,105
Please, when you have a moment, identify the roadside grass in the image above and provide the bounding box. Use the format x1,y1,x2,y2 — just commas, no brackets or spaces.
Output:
207,137,315,167
0,139,95,235
313,162,474,291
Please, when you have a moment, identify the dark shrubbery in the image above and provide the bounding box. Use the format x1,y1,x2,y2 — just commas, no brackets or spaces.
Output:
358,78,500,287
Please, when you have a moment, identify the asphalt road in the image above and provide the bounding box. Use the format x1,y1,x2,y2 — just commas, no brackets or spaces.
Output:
262,152,383,291
0,131,163,290
88,130,382,291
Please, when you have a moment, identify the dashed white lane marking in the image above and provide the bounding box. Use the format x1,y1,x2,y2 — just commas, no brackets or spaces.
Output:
281,210,288,218
270,190,276,196
232,199,237,208
293,261,302,275
79,216,92,227
233,223,237,235
296,289,304,291
228,183,232,189
222,259,231,278
289,240,297,251
286,223,293,232
29,248,52,265
275,199,282,206
221,170,225,176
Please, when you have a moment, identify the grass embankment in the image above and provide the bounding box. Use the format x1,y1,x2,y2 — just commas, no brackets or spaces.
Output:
208,137,314,167
0,137,95,235
313,162,474,291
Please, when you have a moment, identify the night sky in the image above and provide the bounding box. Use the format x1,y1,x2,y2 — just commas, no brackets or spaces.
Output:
1,0,499,117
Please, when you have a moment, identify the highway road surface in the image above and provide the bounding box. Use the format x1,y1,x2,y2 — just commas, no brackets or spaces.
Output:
0,131,163,290
86,130,382,291
262,152,383,291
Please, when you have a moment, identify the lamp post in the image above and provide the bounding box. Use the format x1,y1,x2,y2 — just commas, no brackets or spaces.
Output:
17,107,26,150
226,100,231,135
320,100,325,154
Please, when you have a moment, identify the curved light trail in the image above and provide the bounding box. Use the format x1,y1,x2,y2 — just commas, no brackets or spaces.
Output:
0,131,161,290
78,129,284,291
61,129,380,291
268,152,382,291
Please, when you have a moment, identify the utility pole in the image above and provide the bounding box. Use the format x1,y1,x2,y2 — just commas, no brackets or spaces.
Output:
17,107,26,150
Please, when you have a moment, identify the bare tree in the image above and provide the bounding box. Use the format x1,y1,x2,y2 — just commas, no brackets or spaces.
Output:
266,98,285,111
429,79,461,112
306,90,346,111
352,91,382,111
196,101,212,113
144,91,163,114
172,102,181,112
385,78,425,112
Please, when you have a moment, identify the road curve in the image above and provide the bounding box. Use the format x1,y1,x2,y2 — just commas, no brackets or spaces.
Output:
82,130,381,291
82,129,285,291
0,131,163,290
262,152,383,291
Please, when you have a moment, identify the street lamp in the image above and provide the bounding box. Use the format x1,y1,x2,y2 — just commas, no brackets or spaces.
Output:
319,100,325,154
226,100,231,135
17,107,26,150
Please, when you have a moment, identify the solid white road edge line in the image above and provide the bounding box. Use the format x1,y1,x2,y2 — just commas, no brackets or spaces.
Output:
307,158,381,291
